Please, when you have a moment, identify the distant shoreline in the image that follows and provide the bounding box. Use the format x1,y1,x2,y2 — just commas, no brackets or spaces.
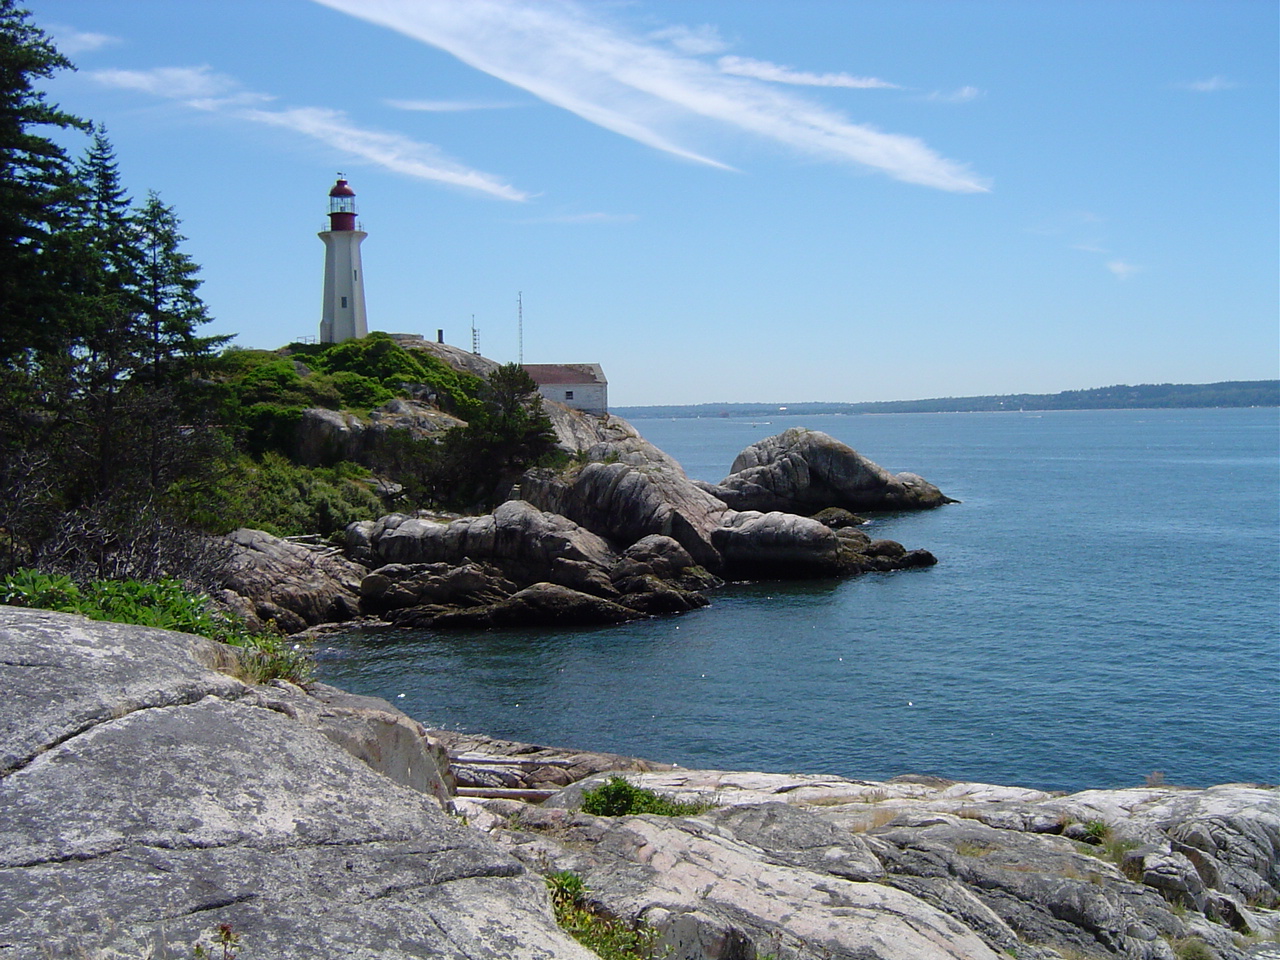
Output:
614,379,1279,419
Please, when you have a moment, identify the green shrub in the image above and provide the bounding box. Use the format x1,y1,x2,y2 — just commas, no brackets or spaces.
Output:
0,569,309,683
309,332,484,418
581,776,714,817
199,453,384,537
327,370,395,409
545,871,662,960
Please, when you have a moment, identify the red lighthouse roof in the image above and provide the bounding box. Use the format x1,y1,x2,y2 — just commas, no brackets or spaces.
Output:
329,178,356,197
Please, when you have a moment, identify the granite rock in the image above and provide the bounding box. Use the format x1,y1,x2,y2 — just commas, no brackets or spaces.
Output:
0,607,593,960
705,427,953,513
216,527,366,633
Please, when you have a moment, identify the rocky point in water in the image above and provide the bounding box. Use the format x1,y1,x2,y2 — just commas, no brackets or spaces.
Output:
211,407,950,633
3,607,1276,960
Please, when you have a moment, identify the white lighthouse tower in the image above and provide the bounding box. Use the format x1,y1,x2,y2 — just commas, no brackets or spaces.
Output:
318,176,368,343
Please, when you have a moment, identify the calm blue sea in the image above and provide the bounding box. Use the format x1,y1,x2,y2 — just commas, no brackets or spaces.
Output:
316,408,1280,793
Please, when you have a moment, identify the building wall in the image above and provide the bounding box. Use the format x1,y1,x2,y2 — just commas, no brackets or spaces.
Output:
537,381,607,416
319,229,368,343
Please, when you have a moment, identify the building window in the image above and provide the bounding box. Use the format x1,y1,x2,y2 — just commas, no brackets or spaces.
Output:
565,390,574,400
341,296,348,308
353,269,358,280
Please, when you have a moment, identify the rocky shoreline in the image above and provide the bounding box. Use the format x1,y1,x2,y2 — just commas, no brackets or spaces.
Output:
3,606,1276,960
215,412,950,634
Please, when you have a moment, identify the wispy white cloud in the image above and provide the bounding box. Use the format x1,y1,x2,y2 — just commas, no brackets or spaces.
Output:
718,56,899,89
311,0,989,193
649,24,728,56
88,66,528,200
927,86,983,103
48,25,120,55
385,98,517,112
1181,76,1237,93
90,65,244,102
1106,260,1140,279
245,106,529,200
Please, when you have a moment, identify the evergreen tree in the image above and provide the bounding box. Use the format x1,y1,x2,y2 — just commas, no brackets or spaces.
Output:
0,9,227,576
0,0,85,360
131,190,227,380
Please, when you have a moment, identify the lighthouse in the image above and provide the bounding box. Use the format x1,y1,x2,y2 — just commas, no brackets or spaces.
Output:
318,176,368,343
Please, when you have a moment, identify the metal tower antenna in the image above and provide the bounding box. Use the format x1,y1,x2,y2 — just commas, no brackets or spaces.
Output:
517,291,524,364
471,314,479,355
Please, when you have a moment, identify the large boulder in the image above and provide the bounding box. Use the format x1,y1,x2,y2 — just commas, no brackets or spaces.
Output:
710,510,842,576
360,560,519,614
363,500,621,598
703,426,953,513
519,429,939,580
0,607,594,959
540,403,639,453
520,434,731,569
216,527,367,633
295,407,366,465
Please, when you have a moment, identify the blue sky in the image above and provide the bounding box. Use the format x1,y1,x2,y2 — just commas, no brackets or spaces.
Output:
27,0,1279,406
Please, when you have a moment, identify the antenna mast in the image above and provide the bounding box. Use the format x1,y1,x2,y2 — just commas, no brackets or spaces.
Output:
517,291,524,364
471,314,479,355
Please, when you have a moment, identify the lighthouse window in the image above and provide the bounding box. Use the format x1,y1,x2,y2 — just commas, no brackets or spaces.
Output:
353,269,358,280
565,390,574,400
341,296,348,308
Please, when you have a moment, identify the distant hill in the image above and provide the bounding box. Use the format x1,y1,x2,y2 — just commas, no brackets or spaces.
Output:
614,380,1279,419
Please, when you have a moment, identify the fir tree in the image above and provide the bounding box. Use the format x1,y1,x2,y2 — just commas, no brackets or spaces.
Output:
131,190,227,380
0,0,85,359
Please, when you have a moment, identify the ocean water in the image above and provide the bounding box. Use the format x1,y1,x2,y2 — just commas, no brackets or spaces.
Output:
315,408,1280,792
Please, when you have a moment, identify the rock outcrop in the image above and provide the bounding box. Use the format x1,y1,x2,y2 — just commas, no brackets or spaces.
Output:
520,428,939,579
463,768,1280,960
349,505,717,627
0,607,594,960
294,399,465,467
216,527,367,633
391,333,501,381
8,608,1276,960
216,419,946,632
700,426,954,514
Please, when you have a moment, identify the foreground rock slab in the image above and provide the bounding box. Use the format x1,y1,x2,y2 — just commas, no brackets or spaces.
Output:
463,768,1280,960
0,607,594,960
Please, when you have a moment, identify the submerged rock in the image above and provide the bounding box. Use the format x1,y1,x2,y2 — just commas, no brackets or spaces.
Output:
433,582,638,628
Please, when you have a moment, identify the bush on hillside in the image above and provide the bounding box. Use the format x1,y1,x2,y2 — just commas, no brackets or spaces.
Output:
182,452,385,538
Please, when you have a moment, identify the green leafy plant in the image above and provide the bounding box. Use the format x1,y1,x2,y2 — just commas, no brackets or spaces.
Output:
1083,819,1111,842
581,776,714,817
546,871,663,960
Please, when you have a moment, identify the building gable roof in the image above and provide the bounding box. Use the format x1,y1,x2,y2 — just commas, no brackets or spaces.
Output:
522,363,606,386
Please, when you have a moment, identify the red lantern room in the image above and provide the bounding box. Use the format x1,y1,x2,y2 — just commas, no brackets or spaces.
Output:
328,177,357,231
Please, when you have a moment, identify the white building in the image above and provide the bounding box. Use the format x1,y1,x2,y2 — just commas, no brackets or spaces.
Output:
523,363,608,416
318,177,368,343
